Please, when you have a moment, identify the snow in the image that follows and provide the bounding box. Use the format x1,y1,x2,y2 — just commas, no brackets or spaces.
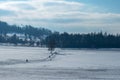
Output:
0,46,120,80
0,46,49,61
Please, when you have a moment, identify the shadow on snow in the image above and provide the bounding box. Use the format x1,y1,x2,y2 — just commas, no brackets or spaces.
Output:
0,52,58,65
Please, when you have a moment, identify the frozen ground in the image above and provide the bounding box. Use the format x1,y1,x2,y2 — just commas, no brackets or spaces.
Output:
0,46,120,80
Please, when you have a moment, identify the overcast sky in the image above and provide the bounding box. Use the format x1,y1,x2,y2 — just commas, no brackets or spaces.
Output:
0,0,120,33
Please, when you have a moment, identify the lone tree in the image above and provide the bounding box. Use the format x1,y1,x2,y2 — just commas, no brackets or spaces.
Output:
47,37,56,54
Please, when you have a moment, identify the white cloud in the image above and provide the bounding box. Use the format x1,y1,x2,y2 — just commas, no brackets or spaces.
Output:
0,0,120,33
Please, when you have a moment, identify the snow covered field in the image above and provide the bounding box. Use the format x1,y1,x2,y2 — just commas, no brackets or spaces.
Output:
0,46,120,80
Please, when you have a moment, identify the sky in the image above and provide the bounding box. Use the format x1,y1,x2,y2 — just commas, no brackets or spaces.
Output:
0,0,120,33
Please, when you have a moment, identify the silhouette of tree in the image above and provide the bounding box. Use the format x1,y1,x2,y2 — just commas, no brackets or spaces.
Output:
47,37,56,54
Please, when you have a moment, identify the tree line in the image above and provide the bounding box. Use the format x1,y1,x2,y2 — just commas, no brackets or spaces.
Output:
0,21,52,38
45,32,120,48
0,33,44,46
0,21,52,46
0,21,120,48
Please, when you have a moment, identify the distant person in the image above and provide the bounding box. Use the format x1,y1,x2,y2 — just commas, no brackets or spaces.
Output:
26,59,28,62
48,55,51,58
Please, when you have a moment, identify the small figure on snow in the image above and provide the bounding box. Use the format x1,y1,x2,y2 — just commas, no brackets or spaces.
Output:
48,55,51,58
26,59,28,62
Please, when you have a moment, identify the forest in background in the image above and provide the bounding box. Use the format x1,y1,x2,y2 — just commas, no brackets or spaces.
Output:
0,21,120,48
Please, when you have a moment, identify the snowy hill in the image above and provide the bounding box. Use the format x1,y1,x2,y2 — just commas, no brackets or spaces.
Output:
0,21,52,46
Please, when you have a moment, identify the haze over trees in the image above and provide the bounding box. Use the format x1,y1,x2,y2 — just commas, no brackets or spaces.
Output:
0,21,52,37
0,21,52,46
0,21,120,48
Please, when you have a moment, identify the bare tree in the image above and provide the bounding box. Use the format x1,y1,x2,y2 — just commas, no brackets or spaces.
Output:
47,38,56,54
